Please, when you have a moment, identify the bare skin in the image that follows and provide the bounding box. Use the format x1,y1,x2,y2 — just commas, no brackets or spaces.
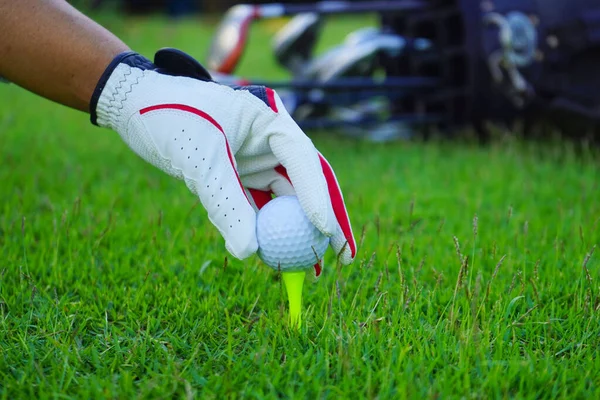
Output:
0,0,129,112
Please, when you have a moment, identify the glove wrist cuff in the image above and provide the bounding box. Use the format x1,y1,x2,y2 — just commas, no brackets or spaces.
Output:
90,51,155,126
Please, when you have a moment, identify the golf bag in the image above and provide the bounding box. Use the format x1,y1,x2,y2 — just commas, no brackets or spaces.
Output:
379,0,600,137
207,0,600,140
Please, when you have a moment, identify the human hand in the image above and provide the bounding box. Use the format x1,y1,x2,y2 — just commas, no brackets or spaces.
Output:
91,48,356,271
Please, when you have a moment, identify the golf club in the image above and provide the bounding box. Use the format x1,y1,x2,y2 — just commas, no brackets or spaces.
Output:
206,0,427,73
272,13,322,76
303,32,409,80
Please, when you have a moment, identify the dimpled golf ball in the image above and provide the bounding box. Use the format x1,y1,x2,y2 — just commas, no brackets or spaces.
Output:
257,196,329,271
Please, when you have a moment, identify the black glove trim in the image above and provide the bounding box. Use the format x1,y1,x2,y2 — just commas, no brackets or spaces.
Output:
231,85,272,110
154,48,213,81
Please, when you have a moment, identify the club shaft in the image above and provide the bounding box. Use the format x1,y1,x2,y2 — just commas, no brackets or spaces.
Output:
256,1,427,17
298,114,442,129
247,77,439,91
302,90,416,104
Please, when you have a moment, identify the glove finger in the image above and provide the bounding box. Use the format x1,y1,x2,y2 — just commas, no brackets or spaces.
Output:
317,154,356,264
241,168,295,199
329,226,355,265
137,104,258,259
269,165,351,272
273,159,356,265
267,106,337,235
269,168,296,197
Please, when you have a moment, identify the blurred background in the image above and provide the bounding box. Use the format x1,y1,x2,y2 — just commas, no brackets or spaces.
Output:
64,0,600,143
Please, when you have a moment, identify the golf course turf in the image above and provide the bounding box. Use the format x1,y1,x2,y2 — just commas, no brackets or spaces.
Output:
1,11,599,399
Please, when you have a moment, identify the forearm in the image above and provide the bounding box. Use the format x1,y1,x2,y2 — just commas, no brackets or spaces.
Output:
0,0,129,112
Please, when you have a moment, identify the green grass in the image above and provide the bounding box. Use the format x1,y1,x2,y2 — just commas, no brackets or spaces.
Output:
1,12,600,399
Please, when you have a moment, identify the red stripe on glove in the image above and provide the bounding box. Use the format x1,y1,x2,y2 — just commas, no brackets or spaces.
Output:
274,165,289,180
318,154,356,258
248,189,272,210
265,88,278,113
139,104,249,202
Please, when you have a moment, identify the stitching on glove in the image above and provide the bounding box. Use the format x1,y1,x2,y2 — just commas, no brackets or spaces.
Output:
106,68,144,119
119,73,144,117
90,51,143,124
107,67,132,117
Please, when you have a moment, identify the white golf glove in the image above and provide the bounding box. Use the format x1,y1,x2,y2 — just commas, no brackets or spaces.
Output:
91,48,356,273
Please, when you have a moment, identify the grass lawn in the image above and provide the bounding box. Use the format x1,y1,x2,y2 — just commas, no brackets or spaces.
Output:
1,10,599,399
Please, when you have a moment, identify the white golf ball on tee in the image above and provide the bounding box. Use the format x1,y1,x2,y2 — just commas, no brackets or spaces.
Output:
256,196,329,271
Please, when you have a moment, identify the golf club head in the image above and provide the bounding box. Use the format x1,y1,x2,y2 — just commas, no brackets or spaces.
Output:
272,13,322,75
206,4,257,74
344,27,381,46
301,43,346,79
206,1,430,76
303,32,407,81
293,32,429,129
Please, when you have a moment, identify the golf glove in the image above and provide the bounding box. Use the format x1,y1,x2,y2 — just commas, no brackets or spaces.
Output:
90,48,356,272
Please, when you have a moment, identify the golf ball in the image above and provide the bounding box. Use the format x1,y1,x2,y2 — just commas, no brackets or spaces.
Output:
256,196,329,271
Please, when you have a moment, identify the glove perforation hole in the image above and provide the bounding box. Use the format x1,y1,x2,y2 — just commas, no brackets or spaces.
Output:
180,147,183,150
